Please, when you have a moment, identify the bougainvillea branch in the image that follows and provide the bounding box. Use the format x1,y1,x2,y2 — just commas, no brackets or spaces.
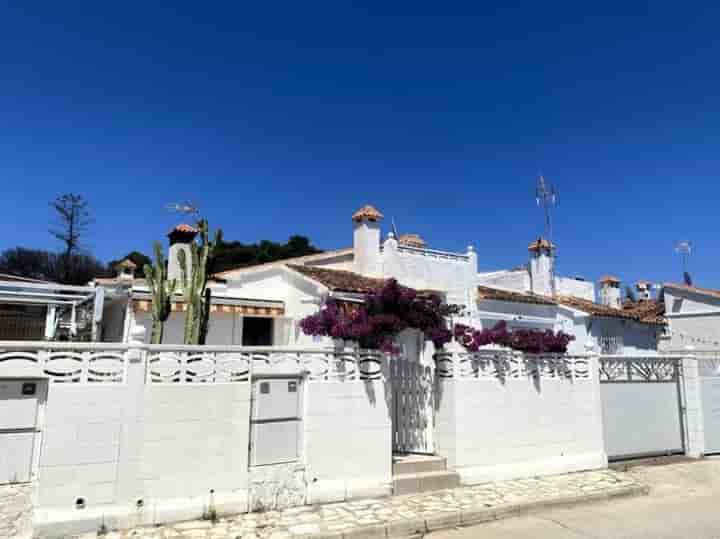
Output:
453,321,574,354
299,279,459,353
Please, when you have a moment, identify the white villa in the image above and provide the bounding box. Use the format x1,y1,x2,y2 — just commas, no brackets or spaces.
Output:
92,204,664,355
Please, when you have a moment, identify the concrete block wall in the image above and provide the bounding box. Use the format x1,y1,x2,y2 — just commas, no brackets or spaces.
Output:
435,356,606,484
304,380,392,503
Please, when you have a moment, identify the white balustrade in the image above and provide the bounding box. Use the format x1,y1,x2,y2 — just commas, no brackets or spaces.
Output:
434,349,591,380
0,341,384,384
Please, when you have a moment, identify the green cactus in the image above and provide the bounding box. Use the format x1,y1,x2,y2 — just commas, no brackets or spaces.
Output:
143,242,178,344
177,219,222,345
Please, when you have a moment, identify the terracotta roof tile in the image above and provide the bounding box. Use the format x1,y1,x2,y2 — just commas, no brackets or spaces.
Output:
476,285,665,325
477,286,557,306
287,264,439,296
352,205,384,222
115,258,138,270
599,275,621,284
559,295,665,325
398,233,426,248
528,238,555,252
663,282,720,300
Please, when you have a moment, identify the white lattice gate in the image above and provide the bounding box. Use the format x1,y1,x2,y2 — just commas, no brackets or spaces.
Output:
390,356,435,454
600,355,684,460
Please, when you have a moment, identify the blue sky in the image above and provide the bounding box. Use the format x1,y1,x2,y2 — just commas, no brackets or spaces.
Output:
1,2,719,287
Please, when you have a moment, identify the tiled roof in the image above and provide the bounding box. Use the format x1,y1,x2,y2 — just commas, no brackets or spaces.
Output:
528,238,555,252
663,282,720,301
599,275,621,284
288,265,385,294
559,295,665,325
287,264,440,296
622,299,666,325
477,286,558,306
168,223,198,235
476,284,665,325
212,248,353,278
352,205,384,222
398,233,426,248
115,258,138,270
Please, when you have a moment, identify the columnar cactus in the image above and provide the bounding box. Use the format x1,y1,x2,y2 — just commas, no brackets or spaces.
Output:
177,219,222,345
143,242,177,344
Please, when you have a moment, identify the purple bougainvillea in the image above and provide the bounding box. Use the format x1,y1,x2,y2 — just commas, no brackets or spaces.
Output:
299,279,459,353
453,321,574,354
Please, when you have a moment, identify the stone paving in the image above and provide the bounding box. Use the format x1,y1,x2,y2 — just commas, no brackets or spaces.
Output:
0,482,33,539
74,469,643,539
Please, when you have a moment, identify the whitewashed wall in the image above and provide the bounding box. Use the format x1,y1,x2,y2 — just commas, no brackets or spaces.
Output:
434,351,606,483
587,317,659,355
305,380,391,503
382,241,477,310
0,343,388,537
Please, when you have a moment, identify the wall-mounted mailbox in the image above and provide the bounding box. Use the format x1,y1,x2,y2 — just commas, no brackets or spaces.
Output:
0,365,48,484
250,375,303,467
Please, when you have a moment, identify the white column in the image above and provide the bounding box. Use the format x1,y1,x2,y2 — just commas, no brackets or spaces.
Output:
681,354,705,458
115,328,148,506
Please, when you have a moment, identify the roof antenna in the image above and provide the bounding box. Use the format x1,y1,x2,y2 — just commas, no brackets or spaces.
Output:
535,173,557,240
165,201,200,218
391,218,400,239
674,240,693,284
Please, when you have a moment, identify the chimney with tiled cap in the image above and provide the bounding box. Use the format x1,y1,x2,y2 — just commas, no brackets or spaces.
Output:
528,238,555,297
352,204,383,277
167,224,198,284
398,233,426,249
598,275,622,309
635,280,652,301
114,258,137,281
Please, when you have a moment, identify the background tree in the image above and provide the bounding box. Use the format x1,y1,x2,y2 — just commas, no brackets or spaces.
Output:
0,247,105,285
211,235,322,273
49,193,92,283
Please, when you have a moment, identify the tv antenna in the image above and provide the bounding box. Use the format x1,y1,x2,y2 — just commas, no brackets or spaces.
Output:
535,174,557,239
674,240,693,274
165,201,200,217
391,218,400,239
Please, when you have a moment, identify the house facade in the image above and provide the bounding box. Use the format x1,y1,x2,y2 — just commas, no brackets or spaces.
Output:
92,205,664,354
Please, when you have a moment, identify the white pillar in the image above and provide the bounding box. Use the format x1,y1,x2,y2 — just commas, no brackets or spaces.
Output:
681,353,705,458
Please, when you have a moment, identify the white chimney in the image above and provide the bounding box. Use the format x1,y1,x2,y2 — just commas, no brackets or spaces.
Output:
635,280,652,301
599,275,622,309
352,205,383,277
528,238,555,296
114,258,137,281
167,224,198,285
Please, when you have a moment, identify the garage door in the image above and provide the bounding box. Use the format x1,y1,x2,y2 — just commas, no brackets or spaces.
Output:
600,356,684,460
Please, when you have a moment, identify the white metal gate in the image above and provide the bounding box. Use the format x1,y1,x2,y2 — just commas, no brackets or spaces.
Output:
390,356,435,454
599,355,684,460
698,353,720,454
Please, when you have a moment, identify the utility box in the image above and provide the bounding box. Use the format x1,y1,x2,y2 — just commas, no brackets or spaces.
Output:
250,374,303,467
0,364,48,484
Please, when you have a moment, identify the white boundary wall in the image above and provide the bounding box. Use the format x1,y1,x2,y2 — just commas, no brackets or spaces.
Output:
0,343,390,538
434,349,606,483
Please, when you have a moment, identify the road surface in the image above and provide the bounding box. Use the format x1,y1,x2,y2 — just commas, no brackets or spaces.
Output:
428,458,720,539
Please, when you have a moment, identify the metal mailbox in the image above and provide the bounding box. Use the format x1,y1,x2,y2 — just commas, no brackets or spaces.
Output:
0,365,48,484
250,376,302,466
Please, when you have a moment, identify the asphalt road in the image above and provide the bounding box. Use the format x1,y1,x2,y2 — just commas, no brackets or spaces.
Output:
427,458,720,539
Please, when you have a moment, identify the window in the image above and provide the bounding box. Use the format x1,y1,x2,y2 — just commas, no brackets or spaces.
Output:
242,317,273,346
599,334,623,355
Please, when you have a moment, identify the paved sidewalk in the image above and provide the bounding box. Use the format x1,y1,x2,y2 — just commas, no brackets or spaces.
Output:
75,469,644,539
